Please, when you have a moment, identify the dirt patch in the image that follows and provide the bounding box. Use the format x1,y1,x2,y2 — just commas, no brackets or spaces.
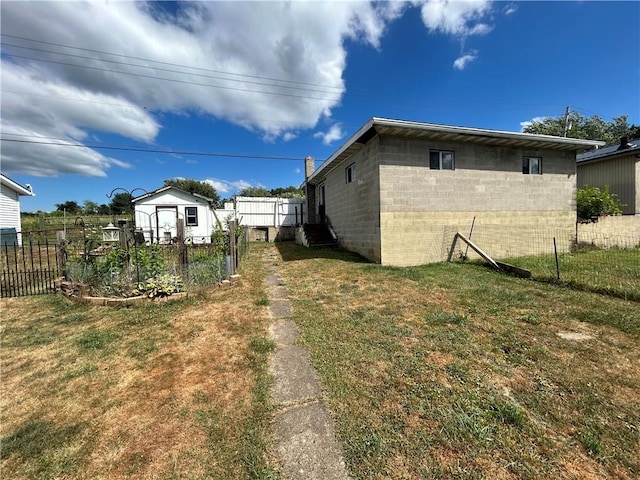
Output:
557,331,594,341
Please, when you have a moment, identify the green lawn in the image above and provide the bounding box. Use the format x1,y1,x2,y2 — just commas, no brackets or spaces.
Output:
275,242,639,479
0,245,279,480
504,247,640,301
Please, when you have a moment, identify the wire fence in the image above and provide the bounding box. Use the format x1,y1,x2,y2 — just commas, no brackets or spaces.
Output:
444,225,639,301
1,225,249,298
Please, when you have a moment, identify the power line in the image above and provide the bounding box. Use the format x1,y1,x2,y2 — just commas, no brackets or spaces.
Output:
0,137,308,161
0,33,345,91
1,89,143,109
4,53,343,102
1,41,345,95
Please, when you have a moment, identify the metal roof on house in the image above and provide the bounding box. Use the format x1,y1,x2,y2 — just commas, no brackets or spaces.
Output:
576,138,640,164
308,117,604,183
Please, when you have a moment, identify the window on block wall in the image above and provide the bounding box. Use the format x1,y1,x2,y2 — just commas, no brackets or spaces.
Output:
185,207,198,226
429,150,454,170
522,157,542,174
346,163,356,183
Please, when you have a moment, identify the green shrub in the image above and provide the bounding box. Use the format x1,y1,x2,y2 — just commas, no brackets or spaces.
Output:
577,185,622,220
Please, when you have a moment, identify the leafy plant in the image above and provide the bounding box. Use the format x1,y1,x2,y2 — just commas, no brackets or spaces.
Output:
135,274,183,298
577,185,622,221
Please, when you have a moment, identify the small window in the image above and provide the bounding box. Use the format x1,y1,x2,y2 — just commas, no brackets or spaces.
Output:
522,157,542,175
185,207,198,226
429,150,454,170
346,163,356,183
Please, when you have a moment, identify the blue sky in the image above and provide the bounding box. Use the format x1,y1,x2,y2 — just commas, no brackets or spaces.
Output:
1,1,639,212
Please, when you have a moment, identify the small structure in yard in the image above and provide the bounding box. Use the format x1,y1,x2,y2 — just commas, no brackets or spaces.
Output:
132,186,217,244
0,174,34,246
302,117,604,266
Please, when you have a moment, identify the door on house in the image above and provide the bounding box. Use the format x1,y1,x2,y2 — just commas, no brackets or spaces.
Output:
156,206,178,243
318,183,326,224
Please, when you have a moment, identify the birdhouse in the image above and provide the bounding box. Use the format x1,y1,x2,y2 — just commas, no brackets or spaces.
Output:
102,223,120,243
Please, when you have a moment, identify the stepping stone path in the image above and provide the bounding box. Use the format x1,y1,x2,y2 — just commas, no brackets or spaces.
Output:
263,248,350,480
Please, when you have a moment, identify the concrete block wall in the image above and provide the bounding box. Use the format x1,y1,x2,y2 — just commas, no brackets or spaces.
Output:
321,138,382,263
377,136,578,266
577,215,640,248
380,211,575,266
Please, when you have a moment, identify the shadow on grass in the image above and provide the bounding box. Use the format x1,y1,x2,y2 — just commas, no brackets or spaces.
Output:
274,240,371,264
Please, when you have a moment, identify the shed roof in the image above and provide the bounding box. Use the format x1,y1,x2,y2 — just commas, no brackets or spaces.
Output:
308,117,604,183
576,138,640,164
0,174,34,196
131,185,215,204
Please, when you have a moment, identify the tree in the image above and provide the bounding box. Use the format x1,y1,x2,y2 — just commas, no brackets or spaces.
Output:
270,186,304,198
97,204,110,215
577,185,622,221
238,186,271,197
523,112,639,145
163,178,220,206
109,192,133,215
55,200,81,214
82,200,99,215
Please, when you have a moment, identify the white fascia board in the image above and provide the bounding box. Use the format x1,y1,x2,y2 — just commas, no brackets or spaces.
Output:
0,174,33,196
308,118,375,183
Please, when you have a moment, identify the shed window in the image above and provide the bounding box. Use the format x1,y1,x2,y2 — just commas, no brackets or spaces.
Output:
346,163,356,184
185,207,198,226
522,157,542,175
430,150,454,170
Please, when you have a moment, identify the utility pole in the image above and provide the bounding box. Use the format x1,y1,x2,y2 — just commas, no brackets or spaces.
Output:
563,105,571,137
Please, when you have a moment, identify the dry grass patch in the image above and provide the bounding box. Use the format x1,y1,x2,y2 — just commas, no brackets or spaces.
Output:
1,244,279,480
275,242,639,480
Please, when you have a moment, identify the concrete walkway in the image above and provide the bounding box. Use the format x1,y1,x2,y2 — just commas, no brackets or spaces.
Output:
263,247,350,480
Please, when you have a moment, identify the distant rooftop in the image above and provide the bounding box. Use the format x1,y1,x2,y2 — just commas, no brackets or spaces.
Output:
577,137,640,163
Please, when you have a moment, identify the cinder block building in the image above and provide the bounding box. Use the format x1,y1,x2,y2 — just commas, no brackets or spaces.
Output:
303,117,603,266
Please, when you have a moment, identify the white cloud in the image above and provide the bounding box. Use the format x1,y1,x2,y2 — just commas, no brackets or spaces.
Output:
1,1,408,178
419,0,493,37
0,1,504,177
205,178,255,195
520,116,548,131
453,51,478,70
294,167,302,174
505,4,517,15
314,124,345,145
282,132,298,142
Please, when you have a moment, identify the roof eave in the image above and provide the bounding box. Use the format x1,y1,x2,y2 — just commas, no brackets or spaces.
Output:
308,117,605,183
0,174,33,196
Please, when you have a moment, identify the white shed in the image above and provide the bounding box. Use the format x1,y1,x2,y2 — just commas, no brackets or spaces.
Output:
0,174,34,246
132,186,217,244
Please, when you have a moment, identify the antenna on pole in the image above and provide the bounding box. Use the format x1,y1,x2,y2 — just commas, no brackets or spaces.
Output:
563,105,571,137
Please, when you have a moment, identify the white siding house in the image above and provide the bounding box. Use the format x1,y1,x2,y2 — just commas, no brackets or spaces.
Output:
1,174,34,246
132,186,217,244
